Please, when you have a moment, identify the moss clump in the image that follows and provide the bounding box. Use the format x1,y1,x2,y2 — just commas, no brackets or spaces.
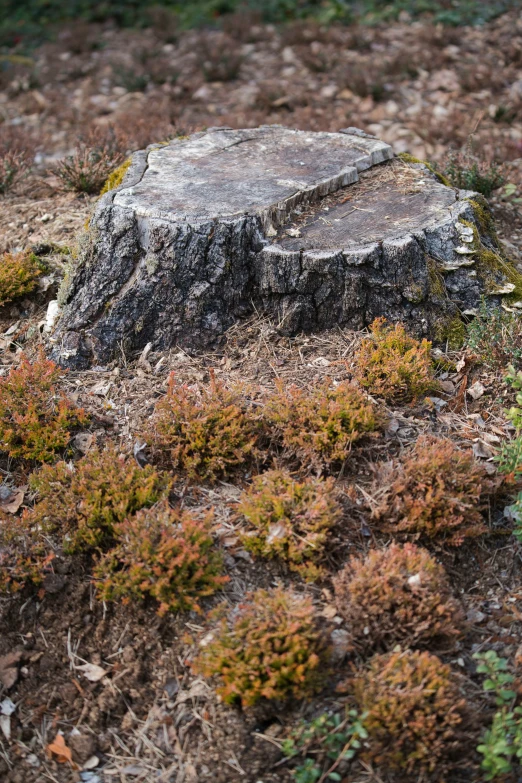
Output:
26,446,171,552
238,469,342,581
334,543,463,652
460,216,522,303
354,318,438,404
426,255,446,300
354,649,467,776
0,353,87,463
194,587,326,707
397,152,451,187
0,250,44,307
95,500,228,616
100,158,131,195
434,314,467,350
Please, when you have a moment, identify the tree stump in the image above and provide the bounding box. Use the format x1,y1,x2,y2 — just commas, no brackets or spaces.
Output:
51,126,522,367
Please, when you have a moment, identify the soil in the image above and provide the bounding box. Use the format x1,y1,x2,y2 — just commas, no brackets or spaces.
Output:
1,7,522,783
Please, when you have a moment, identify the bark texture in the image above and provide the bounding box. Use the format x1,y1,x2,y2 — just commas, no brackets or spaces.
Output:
50,126,520,367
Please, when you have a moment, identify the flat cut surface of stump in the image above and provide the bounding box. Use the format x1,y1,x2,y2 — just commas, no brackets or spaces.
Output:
51,126,520,368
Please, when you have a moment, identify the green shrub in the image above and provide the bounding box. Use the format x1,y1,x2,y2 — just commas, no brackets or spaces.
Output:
26,446,171,552
354,318,437,404
282,708,368,783
95,501,228,615
265,379,383,471
333,543,463,651
466,301,522,370
0,353,87,463
238,469,342,581
354,649,467,776
195,587,325,707
474,650,522,780
146,373,260,482
442,145,505,198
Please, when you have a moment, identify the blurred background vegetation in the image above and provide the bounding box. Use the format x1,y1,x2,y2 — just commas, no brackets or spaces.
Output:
1,0,518,49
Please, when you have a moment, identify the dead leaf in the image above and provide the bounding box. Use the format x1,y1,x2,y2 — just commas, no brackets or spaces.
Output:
46,733,77,767
0,487,25,514
321,604,338,619
467,381,485,400
0,651,23,689
473,440,495,459
73,433,94,454
75,663,107,682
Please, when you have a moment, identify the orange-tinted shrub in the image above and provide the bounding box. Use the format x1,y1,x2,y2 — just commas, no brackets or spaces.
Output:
195,587,325,707
0,353,87,463
0,250,43,306
354,649,467,776
334,543,463,651
95,501,228,616
264,379,384,470
26,446,171,553
354,318,437,403
373,435,490,545
146,374,260,482
239,469,342,581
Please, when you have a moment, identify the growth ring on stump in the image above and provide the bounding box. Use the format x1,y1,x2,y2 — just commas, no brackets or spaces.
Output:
52,126,522,367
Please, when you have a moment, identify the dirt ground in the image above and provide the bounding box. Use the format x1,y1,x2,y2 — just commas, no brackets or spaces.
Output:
2,7,522,783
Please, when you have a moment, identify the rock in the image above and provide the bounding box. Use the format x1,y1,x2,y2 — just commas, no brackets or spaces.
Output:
51,126,519,368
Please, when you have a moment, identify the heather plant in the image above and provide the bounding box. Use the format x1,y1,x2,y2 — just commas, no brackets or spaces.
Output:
53,128,125,194
238,470,342,581
146,373,260,482
354,318,437,404
474,650,522,780
0,127,33,194
0,353,87,463
334,543,463,651
26,446,171,552
442,144,505,197
282,708,368,783
353,649,467,776
195,587,325,707
373,435,490,545
95,501,228,616
0,250,44,306
264,379,383,471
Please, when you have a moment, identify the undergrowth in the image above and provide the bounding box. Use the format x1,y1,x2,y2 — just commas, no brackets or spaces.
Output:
0,250,44,306
146,372,260,482
466,301,522,370
265,379,383,471
195,587,325,707
53,128,125,194
0,353,87,463
333,543,463,651
95,500,228,616
354,318,437,404
442,144,505,197
373,434,492,545
353,648,467,776
238,469,342,581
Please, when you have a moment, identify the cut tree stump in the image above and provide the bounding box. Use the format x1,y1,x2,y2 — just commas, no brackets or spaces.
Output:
51,126,522,367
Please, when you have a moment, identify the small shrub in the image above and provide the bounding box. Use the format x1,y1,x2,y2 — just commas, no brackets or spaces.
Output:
53,128,125,194
0,127,33,194
146,373,260,482
201,35,244,82
474,650,522,780
238,470,342,581
466,301,522,370
354,318,437,404
442,144,505,198
194,587,325,707
354,649,467,776
373,435,490,546
26,447,171,552
0,250,43,306
264,379,383,470
95,501,228,616
0,354,87,463
334,543,463,651
282,708,368,783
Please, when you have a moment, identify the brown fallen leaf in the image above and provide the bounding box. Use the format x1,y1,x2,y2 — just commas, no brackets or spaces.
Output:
46,733,78,768
0,487,25,514
75,662,107,682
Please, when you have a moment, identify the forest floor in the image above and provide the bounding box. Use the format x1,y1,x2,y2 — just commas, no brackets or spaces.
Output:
1,7,522,783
